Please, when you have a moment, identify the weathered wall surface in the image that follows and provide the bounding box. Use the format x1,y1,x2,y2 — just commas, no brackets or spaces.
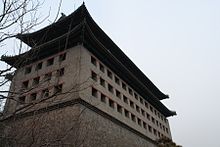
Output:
1,102,158,147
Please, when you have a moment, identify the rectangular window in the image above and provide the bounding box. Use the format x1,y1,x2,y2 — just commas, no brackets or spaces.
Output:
18,96,25,104
42,89,49,98
141,109,145,116
59,53,66,62
134,93,138,100
146,113,150,120
33,77,40,86
100,78,105,87
163,126,165,131
136,105,140,113
116,90,121,99
153,129,157,136
156,120,159,126
107,70,113,79
122,82,127,91
101,93,106,103
92,87,98,98
143,122,147,129
154,110,157,115
150,106,153,113
137,118,142,126
114,76,120,85
140,98,144,104
124,109,129,118
130,100,134,108
35,62,42,71
99,63,105,73
145,101,149,108
108,84,114,93
128,88,133,96
47,58,54,66
123,95,128,104
91,71,97,81
54,84,63,94
148,125,152,133
151,117,155,124
57,68,65,77
30,93,37,101
117,104,122,114
22,81,29,89
166,128,169,134
131,114,136,122
109,99,114,109
25,66,32,74
91,56,97,66
44,73,52,81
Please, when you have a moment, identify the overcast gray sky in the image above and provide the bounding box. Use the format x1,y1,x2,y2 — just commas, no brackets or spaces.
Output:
2,0,220,146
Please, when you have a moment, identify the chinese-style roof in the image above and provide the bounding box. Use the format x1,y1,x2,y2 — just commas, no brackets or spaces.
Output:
1,4,176,117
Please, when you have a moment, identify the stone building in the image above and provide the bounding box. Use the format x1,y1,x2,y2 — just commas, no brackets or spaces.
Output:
1,3,176,147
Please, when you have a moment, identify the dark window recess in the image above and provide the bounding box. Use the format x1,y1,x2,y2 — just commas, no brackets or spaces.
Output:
146,113,150,120
57,68,64,76
154,129,157,136
91,56,97,66
141,109,145,116
136,105,140,113
42,89,49,98
134,93,138,100
140,98,143,104
101,93,106,103
123,95,128,104
100,78,105,87
152,117,155,124
107,70,113,79
122,82,127,91
145,102,149,108
54,84,63,94
25,66,32,74
131,114,136,122
156,120,159,126
128,88,133,96
166,128,169,133
59,53,66,61
158,132,161,138
130,101,134,108
150,106,153,112
92,87,98,98
91,71,97,81
148,125,152,133
116,90,121,99
22,81,29,89
143,122,147,129
154,110,157,115
109,99,114,109
30,93,37,101
18,96,25,104
117,104,122,113
163,126,165,131
114,76,120,85
160,123,162,129
137,118,142,126
35,62,42,70
108,84,114,93
124,109,129,118
44,73,52,81
99,63,105,73
33,77,40,86
47,58,54,66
